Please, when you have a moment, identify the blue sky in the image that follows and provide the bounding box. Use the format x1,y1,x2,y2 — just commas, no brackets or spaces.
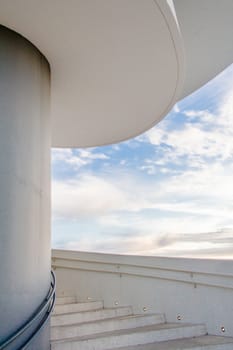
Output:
52,64,233,258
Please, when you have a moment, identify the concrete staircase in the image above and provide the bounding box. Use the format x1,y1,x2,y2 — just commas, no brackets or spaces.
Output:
51,296,233,350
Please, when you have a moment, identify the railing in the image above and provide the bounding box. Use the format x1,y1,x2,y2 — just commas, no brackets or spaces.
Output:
52,249,233,337
0,270,56,350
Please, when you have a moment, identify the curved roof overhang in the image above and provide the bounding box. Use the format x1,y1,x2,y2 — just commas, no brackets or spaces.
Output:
174,0,233,100
0,0,184,147
0,1,232,148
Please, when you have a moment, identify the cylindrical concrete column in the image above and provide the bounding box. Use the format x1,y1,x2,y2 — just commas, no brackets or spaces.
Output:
0,26,51,349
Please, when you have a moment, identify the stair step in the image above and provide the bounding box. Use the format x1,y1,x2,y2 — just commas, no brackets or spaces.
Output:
51,306,133,327
110,335,233,349
56,296,76,305
53,300,104,315
51,313,165,340
51,323,207,350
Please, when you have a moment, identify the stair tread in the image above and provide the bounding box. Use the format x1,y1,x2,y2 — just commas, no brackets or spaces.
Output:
109,335,233,349
51,322,206,344
56,296,76,304
56,296,75,299
53,300,104,314
55,300,102,307
51,306,133,327
52,306,132,318
51,313,165,329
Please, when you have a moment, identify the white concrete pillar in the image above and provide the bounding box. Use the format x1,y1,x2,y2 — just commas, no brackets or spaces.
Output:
0,26,51,349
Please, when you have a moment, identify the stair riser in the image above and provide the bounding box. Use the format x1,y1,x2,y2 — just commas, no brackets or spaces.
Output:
106,344,233,350
56,297,76,305
51,307,133,327
53,301,104,315
51,314,165,340
51,325,207,350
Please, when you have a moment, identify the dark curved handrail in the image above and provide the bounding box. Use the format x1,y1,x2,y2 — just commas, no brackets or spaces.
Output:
0,270,56,350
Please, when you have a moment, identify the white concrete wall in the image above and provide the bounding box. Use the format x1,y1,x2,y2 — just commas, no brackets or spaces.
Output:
52,249,233,338
0,26,51,349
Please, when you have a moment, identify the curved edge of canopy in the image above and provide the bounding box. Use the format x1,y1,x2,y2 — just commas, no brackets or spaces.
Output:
175,0,233,100
51,0,186,148
0,0,185,148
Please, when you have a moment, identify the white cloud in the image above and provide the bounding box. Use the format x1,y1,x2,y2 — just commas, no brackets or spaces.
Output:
52,175,133,219
58,222,233,257
52,164,233,256
159,163,233,200
52,74,233,257
145,88,233,166
78,149,109,160
52,148,109,170
183,109,214,123
52,148,73,161
173,103,180,113
52,159,233,230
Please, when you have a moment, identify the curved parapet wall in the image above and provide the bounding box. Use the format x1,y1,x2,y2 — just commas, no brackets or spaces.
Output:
52,249,233,338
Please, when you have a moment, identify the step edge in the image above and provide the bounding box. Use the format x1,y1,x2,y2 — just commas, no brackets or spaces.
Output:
51,323,207,344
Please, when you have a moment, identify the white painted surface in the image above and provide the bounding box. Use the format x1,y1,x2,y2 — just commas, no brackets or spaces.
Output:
50,285,233,350
0,2,232,148
53,300,104,315
51,313,166,341
51,323,207,350
113,336,233,350
56,296,77,305
51,306,133,327
52,249,233,338
0,26,51,349
0,1,184,147
174,0,233,99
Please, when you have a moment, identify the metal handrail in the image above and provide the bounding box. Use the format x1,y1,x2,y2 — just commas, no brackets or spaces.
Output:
0,270,56,350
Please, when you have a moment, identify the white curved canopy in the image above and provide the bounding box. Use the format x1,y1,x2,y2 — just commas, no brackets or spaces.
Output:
0,0,232,147
0,0,184,147
174,0,233,100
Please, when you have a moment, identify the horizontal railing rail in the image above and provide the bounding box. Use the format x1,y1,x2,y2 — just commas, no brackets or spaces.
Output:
0,270,56,350
52,253,233,290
